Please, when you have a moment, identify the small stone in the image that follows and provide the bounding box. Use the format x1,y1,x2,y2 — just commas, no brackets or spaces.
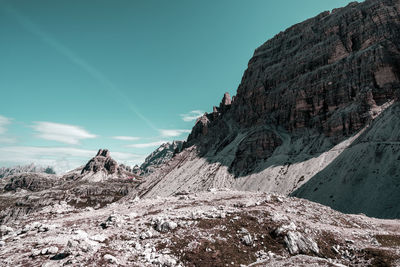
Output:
31,249,41,257
103,254,118,264
241,234,253,246
0,225,14,236
91,234,106,242
47,246,59,254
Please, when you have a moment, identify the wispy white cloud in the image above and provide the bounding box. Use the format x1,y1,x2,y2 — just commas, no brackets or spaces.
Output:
180,110,204,122
112,136,140,141
127,141,168,148
0,115,12,135
0,146,144,173
0,136,17,144
32,121,97,145
0,115,16,144
159,129,191,137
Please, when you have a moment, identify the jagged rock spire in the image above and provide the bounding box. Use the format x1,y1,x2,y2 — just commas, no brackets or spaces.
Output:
220,92,232,107
96,149,110,158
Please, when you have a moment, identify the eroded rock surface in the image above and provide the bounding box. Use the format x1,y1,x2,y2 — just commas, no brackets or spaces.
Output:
138,141,184,176
0,190,399,266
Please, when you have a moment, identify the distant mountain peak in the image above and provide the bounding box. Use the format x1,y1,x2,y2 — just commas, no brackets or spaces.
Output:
70,149,138,182
138,141,183,176
0,164,55,179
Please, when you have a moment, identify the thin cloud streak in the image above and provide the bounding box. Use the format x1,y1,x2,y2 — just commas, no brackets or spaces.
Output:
0,115,16,144
0,115,11,134
0,137,17,144
180,110,204,122
2,4,158,132
160,129,191,137
32,121,97,145
127,141,167,148
112,136,141,141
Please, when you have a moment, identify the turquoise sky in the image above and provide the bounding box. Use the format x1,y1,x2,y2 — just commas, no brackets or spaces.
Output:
0,0,358,172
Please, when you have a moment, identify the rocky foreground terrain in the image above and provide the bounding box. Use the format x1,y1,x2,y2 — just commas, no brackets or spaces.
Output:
0,189,399,267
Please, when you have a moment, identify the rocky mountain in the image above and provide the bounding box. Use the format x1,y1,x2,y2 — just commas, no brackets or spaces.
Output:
1,1,400,266
0,189,399,266
0,149,141,224
137,141,183,176
138,0,400,219
76,149,137,182
0,164,55,179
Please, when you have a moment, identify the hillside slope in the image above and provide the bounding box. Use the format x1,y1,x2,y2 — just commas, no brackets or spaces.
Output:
293,103,400,219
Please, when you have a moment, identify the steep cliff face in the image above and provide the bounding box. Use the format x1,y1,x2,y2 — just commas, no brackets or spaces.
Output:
138,141,183,176
234,0,400,136
184,0,400,174
140,0,400,218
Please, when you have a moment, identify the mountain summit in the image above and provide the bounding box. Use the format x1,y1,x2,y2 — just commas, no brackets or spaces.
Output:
78,149,136,182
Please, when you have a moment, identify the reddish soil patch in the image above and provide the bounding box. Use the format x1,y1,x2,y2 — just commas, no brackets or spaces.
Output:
159,211,287,267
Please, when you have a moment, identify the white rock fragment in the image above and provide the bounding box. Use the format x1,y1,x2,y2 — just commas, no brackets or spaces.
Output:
241,234,253,246
103,254,118,264
140,230,153,239
101,213,123,229
90,234,106,243
284,231,319,255
72,229,89,240
154,254,177,267
271,213,288,222
154,218,178,232
31,249,41,257
47,246,59,254
40,246,58,255
0,225,14,236
274,222,297,236
134,242,142,250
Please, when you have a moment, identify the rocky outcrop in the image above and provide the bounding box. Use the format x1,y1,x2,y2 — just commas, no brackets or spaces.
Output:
81,149,118,175
0,149,141,224
138,141,183,175
77,149,137,182
188,0,400,161
0,164,55,179
3,173,60,192
185,0,400,162
233,0,400,138
140,0,400,218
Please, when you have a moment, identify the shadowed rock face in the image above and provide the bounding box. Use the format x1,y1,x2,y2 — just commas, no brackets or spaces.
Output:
81,149,118,175
184,0,400,174
138,141,184,176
